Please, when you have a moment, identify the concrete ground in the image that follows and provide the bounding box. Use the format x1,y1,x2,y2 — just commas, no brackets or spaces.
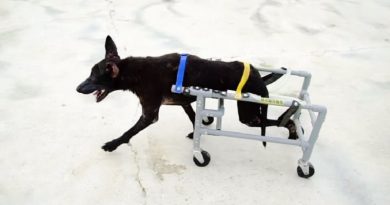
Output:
1,0,389,204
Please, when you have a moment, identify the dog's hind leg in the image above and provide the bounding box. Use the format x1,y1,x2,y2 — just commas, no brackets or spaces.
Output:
237,70,270,146
237,101,268,147
102,104,160,152
237,100,299,141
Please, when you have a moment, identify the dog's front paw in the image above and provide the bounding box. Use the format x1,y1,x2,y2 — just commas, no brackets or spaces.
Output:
102,140,121,152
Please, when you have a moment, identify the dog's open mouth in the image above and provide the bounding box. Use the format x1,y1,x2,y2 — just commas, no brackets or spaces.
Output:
93,89,109,102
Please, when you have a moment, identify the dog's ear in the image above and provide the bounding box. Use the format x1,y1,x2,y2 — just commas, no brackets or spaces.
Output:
106,63,120,78
105,35,117,53
105,35,120,62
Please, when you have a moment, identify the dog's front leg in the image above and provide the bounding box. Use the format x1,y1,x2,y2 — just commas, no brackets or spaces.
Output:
102,106,160,152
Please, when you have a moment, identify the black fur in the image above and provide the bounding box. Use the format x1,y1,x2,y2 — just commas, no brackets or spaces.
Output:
77,36,297,152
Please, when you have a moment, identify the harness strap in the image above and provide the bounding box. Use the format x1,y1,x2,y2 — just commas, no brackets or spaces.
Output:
235,62,251,99
173,54,188,93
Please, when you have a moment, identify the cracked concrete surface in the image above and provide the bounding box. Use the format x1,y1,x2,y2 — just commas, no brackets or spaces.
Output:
130,144,147,204
1,0,390,204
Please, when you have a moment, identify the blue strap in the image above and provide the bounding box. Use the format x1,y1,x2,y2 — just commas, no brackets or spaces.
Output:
174,54,188,93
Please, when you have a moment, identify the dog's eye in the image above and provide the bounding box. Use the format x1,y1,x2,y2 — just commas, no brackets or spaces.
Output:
96,62,107,74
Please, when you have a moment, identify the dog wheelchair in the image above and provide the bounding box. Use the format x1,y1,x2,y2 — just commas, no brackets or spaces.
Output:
172,59,327,178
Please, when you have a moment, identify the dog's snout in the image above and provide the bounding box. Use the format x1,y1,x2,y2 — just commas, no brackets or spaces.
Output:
76,80,86,93
76,87,83,93
76,83,83,93
77,79,96,94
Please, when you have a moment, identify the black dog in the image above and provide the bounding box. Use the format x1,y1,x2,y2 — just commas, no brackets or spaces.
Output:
77,36,297,152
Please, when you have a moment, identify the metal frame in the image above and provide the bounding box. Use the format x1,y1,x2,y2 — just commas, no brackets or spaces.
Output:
171,68,327,177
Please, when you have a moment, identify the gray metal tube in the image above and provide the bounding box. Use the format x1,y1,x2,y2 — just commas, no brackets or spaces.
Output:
301,107,327,162
203,128,308,147
193,96,205,152
302,92,317,125
255,68,312,78
216,99,224,130
253,67,312,100
182,86,326,113
300,73,312,99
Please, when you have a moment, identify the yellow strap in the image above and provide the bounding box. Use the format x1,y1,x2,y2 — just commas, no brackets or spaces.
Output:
235,62,251,99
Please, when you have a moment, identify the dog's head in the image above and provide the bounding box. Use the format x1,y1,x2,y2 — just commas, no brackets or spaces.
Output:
76,36,121,102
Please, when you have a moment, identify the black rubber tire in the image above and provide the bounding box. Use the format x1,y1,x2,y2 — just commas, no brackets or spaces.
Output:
202,117,214,125
297,164,315,178
193,150,211,167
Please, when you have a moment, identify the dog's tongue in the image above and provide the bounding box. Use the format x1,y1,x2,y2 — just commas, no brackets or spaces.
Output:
93,90,101,102
94,90,107,102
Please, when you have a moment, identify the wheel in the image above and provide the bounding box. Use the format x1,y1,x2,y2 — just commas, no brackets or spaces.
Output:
297,164,315,178
202,117,214,125
193,150,211,167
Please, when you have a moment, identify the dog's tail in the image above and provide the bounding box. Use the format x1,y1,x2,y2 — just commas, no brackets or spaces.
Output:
261,67,287,85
